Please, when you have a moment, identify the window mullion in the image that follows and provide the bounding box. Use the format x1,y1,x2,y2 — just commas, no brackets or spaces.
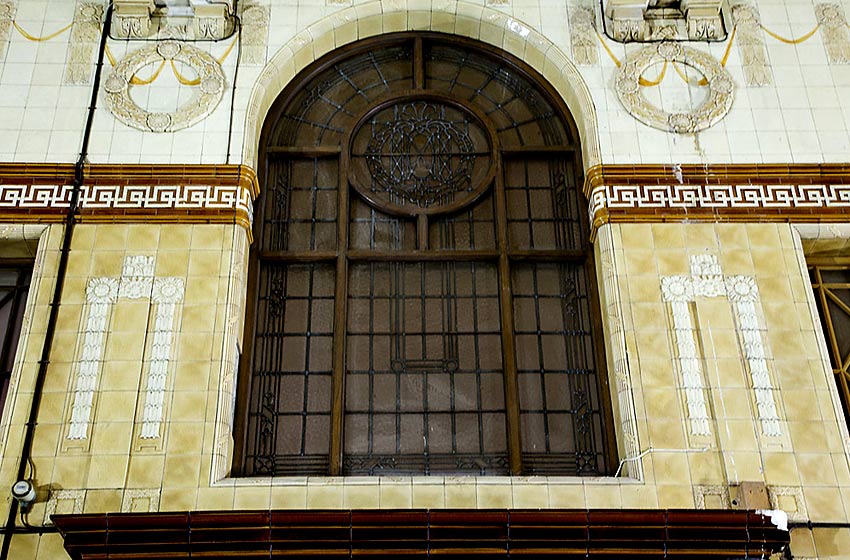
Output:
493,153,523,475
329,157,349,475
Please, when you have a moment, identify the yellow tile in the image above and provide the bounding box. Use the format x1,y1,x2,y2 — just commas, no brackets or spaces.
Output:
127,455,165,488
717,250,754,275
512,484,548,508
621,224,654,249
69,226,95,252
177,330,215,361
169,392,208,422
646,419,686,449
271,485,308,509
443,483,476,508
84,489,122,513
344,484,380,508
584,485,621,508
652,224,685,249
620,484,660,508
411,483,444,508
805,487,847,520
797,453,838,486
33,533,68,560
762,453,801,486
94,391,138,423
307,484,344,508
162,454,201,488
87,454,129,488
7,534,38,560
655,485,694,508
715,226,749,250
91,422,133,456
789,527,816,556
722,452,762,482
127,225,161,251
234,487,272,509
196,486,235,510
642,389,680,419
166,422,205,456
687,452,725,485
51,456,91,488
160,487,198,511
188,251,222,278
105,332,147,362
155,251,190,277
789,422,831,453
30,424,60,458
93,225,129,251
477,484,512,508
158,226,192,251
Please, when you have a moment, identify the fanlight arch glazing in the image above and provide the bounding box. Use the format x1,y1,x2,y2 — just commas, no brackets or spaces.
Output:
235,33,616,477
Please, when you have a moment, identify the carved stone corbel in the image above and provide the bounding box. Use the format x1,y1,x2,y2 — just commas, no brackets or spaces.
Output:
112,0,156,38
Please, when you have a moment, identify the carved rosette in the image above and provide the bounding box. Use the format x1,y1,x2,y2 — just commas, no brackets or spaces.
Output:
103,41,226,133
615,41,734,133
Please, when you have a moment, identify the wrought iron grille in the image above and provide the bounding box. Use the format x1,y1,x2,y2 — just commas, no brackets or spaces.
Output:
237,33,615,477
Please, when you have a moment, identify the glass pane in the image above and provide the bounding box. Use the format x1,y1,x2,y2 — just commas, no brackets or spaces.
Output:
0,266,31,415
344,262,508,475
429,192,496,251
505,158,583,251
243,264,335,476
269,44,415,147
512,263,606,475
424,44,568,148
349,196,416,251
262,157,338,252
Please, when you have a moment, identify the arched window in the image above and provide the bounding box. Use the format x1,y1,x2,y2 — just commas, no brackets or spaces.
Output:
234,33,616,477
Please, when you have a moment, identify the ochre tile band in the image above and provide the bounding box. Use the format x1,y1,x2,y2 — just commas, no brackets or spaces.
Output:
585,163,850,239
0,164,258,240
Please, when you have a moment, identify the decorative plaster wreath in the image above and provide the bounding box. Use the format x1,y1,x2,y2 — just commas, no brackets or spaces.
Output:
615,41,734,134
103,41,226,133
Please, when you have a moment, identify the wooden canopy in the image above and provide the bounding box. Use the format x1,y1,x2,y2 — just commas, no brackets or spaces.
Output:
52,509,789,558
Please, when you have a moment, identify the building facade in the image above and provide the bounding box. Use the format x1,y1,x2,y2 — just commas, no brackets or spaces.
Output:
0,0,848,557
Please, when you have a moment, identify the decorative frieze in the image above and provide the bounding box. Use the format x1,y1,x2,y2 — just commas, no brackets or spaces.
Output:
569,2,599,65
816,3,850,64
140,276,184,439
239,2,269,65
67,256,186,442
660,255,782,440
68,277,119,440
603,0,726,42
730,3,772,86
43,489,85,525
0,1,15,62
64,2,104,85
121,489,161,513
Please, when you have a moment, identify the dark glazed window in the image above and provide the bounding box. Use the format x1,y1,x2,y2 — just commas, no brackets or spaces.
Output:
0,264,32,415
235,33,616,477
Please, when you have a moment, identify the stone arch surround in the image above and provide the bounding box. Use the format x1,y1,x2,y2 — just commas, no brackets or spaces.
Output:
242,0,601,172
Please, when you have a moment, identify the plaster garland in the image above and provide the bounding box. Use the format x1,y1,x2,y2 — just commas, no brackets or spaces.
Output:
615,41,734,133
104,41,226,132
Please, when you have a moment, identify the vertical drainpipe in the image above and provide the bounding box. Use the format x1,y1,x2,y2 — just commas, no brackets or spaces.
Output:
0,3,114,558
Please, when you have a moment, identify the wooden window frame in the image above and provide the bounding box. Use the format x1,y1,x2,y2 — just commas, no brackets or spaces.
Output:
233,32,617,477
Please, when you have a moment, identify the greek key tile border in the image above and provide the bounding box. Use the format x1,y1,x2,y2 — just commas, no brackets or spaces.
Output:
0,164,258,236
585,164,850,238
